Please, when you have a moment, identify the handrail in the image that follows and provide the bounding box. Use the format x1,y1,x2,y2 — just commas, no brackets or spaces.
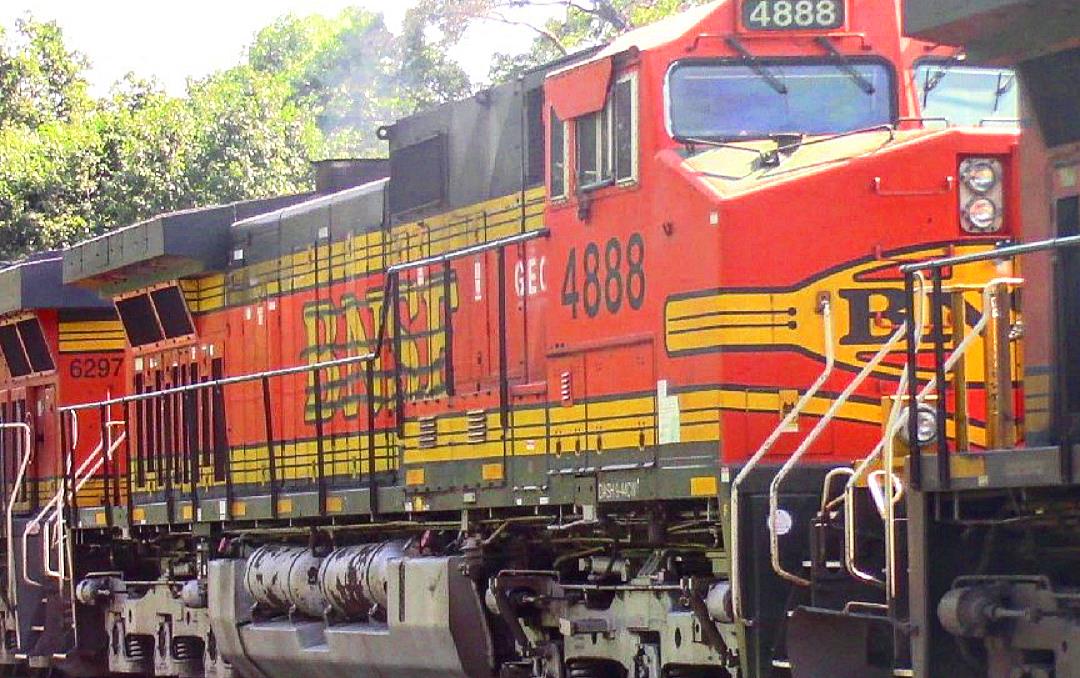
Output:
768,320,908,585
866,470,903,518
842,277,1022,589
30,424,126,584
885,277,1021,598
2,421,32,649
820,467,855,514
846,369,911,587
57,227,550,525
843,274,934,586
27,443,94,587
35,421,122,578
730,298,834,623
899,235,1080,273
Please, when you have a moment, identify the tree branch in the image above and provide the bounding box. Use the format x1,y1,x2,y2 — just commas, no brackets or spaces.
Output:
483,12,569,54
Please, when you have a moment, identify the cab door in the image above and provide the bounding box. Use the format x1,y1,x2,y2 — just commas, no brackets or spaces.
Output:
0,389,29,512
26,382,57,511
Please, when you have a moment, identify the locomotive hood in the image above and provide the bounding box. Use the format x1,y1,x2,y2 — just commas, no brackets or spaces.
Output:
674,127,979,199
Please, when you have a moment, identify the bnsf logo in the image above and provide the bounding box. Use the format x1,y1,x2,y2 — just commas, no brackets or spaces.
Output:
664,243,1000,376
300,270,458,422
838,287,979,347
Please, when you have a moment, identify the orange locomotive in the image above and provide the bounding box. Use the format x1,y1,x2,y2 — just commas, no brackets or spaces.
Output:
3,2,1025,678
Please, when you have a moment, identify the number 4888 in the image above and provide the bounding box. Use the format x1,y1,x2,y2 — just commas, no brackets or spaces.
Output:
745,0,842,29
561,234,646,319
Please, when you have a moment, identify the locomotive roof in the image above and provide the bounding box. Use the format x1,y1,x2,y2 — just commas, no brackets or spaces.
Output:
0,251,111,316
381,45,598,223
231,179,388,267
63,193,313,291
233,178,387,231
904,0,1080,63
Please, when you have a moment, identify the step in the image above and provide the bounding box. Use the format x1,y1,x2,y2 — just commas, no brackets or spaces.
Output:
777,660,911,673
775,658,914,677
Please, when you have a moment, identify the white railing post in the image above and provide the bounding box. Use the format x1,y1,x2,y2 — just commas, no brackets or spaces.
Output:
730,298,834,622
768,321,908,585
842,277,1022,593
2,420,33,648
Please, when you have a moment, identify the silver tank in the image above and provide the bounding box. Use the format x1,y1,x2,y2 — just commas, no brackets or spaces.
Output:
244,545,327,618
318,540,405,619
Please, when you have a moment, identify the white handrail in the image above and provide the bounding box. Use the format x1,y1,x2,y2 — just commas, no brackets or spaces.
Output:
867,470,903,518
768,321,908,585
26,441,102,585
844,357,916,586
42,430,126,582
2,420,33,649
730,298,834,623
884,276,1021,599
25,419,125,585
843,277,1022,591
820,467,855,514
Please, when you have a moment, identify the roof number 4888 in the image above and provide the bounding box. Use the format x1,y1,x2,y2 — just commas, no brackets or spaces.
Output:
743,0,843,30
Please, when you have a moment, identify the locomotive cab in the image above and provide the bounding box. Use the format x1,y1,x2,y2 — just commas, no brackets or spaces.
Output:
540,1,1023,675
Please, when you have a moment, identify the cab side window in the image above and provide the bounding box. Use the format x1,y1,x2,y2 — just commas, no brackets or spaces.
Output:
550,108,567,198
575,73,638,190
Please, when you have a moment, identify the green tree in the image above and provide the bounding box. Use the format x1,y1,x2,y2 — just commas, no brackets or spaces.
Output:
247,8,470,158
408,0,708,83
0,17,97,259
0,19,319,260
0,120,98,257
182,65,315,205
0,16,91,129
0,3,542,262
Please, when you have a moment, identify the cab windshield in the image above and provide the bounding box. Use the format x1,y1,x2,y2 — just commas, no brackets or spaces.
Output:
666,59,895,140
915,61,1019,126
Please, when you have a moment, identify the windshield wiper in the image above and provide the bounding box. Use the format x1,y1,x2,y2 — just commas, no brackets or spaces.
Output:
922,59,958,107
815,36,875,95
993,71,1015,113
725,36,787,95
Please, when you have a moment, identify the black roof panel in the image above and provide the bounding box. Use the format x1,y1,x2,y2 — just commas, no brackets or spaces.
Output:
0,252,110,316
63,194,312,290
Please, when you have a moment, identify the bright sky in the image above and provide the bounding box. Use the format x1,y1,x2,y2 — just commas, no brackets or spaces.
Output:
0,0,555,96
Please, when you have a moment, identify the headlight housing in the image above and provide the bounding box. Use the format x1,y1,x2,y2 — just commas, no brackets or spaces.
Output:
959,157,1004,233
900,403,938,446
964,197,998,231
961,159,999,193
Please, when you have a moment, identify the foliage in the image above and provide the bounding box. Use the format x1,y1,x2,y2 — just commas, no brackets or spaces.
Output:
247,8,469,158
407,0,709,83
0,11,470,261
0,17,91,128
0,0,696,261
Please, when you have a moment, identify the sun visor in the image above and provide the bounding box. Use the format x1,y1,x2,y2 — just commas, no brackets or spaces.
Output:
545,56,613,120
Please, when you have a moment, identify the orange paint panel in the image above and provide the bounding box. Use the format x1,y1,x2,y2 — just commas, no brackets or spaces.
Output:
545,57,613,121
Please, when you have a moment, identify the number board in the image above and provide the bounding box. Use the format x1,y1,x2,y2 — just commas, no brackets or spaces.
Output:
742,0,845,31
